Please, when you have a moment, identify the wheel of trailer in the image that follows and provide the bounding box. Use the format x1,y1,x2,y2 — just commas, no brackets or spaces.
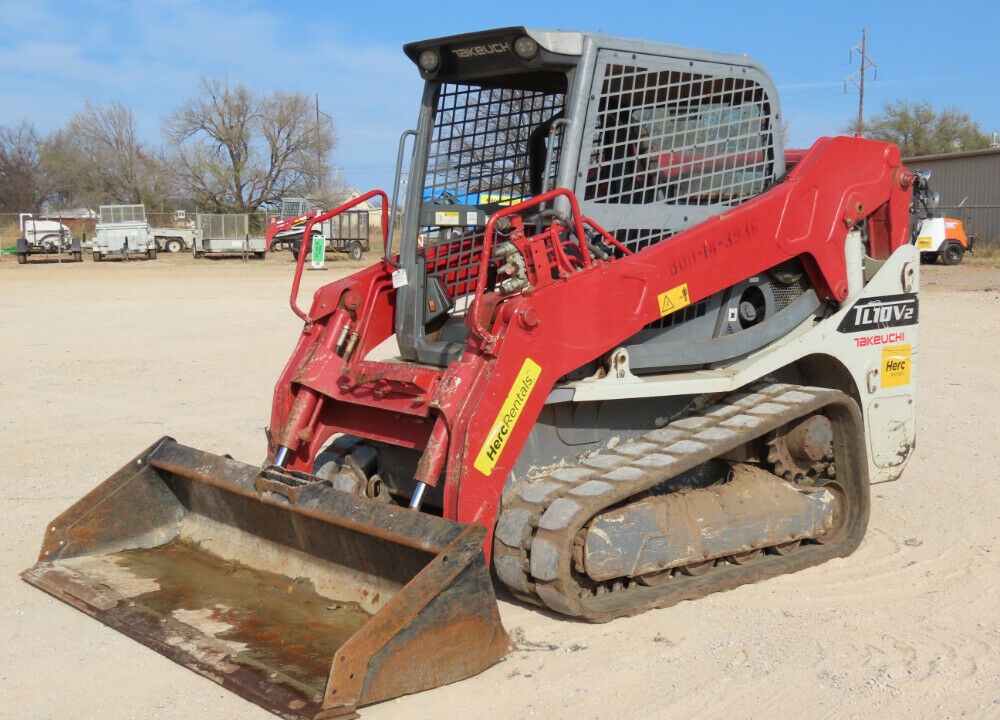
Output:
93,252,102,262
17,252,27,264
165,238,183,253
941,242,964,266
349,241,364,261
73,251,83,262
290,249,299,262
147,247,157,260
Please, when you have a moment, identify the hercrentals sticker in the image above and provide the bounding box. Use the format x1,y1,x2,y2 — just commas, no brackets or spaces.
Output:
474,358,542,476
881,344,912,388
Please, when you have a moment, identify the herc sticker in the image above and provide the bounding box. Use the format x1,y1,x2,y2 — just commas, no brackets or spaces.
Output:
474,358,542,476
881,344,912,387
657,283,691,317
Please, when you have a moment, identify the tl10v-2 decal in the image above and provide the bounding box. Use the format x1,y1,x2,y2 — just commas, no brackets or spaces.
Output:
838,294,918,334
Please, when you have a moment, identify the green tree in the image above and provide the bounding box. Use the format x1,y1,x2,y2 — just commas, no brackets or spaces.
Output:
164,78,336,213
851,100,990,156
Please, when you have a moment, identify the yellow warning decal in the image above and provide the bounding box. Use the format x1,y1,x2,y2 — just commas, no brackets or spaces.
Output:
916,236,934,249
474,358,542,476
881,344,912,387
434,211,461,226
657,283,691,317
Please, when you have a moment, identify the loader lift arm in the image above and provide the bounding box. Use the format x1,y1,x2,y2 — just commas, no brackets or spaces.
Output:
270,136,913,551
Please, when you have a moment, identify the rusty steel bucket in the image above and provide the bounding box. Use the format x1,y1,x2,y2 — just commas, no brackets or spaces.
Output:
21,438,509,719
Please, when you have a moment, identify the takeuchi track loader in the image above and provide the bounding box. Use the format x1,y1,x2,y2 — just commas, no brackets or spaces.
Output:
23,27,919,719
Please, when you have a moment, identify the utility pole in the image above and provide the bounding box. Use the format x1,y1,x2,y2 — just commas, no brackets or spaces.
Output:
846,28,878,134
315,93,322,191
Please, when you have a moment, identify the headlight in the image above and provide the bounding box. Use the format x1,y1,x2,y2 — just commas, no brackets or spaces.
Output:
513,35,539,60
418,49,440,72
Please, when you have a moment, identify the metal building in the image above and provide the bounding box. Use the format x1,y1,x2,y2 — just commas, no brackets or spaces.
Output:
905,147,1000,244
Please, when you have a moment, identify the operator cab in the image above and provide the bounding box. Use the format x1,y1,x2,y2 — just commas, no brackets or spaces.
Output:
395,28,784,368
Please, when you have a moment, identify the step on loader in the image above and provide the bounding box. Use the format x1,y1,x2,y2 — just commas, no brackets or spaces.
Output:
24,27,919,719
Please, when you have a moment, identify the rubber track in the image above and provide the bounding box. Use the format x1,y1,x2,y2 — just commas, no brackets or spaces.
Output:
493,382,870,622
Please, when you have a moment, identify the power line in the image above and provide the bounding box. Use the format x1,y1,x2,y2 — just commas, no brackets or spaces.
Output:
845,28,878,131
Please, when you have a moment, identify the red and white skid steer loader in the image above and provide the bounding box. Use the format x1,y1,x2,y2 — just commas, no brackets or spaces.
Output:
24,27,919,719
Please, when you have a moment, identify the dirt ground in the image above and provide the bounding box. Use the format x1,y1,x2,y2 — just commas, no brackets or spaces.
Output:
2,252,998,720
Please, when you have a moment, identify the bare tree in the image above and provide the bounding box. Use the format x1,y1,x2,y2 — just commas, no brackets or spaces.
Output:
40,101,161,210
164,78,335,213
0,122,44,212
847,100,991,156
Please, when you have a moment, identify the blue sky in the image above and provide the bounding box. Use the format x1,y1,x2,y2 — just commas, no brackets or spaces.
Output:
2,0,997,193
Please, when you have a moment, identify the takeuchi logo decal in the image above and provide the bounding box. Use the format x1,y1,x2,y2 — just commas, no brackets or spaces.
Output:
837,294,918,333
854,331,906,348
452,41,512,60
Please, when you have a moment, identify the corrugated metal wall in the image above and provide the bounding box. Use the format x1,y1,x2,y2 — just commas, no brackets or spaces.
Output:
905,148,1000,244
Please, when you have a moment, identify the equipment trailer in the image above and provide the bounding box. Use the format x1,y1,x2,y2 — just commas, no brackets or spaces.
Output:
93,204,157,261
151,227,196,253
289,209,370,261
15,214,82,263
193,213,266,259
24,27,919,719
266,197,322,252
268,197,370,261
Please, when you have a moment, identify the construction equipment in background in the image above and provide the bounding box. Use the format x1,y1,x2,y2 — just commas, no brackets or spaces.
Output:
267,197,370,261
15,214,82,263
292,209,369,262
93,204,157,261
910,171,974,265
23,27,919,720
266,197,323,252
193,213,266,259
916,216,972,264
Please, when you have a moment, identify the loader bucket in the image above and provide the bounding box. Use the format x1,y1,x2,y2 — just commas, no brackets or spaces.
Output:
22,438,509,720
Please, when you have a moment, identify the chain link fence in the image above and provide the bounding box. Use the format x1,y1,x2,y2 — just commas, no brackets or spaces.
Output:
1,208,387,259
